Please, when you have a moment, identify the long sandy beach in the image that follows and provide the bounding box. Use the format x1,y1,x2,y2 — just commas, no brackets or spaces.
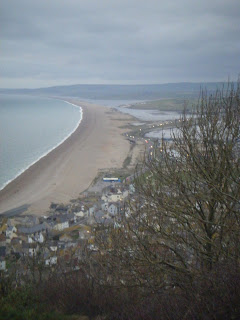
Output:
0,101,131,216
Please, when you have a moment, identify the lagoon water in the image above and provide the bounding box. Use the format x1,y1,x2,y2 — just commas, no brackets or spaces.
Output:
116,107,181,122
0,94,82,190
145,127,180,140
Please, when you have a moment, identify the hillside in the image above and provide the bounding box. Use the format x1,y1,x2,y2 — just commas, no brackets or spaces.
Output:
0,82,232,100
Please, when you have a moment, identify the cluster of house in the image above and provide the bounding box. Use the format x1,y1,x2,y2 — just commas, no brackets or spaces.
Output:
0,183,136,273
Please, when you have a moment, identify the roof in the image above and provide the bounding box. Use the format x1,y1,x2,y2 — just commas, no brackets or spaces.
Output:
108,203,117,208
94,211,113,225
56,216,70,224
22,243,38,249
0,246,6,257
21,216,39,226
7,226,15,231
18,222,50,234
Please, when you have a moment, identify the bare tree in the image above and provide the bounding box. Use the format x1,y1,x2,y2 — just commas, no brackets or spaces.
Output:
91,83,240,294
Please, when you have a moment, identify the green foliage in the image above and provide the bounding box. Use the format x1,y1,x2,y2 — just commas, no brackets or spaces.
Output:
0,307,72,320
0,285,74,320
130,98,192,111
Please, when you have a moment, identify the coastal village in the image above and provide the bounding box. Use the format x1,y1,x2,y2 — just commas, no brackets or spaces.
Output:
0,178,135,274
0,105,185,277
0,109,168,276
0,96,239,319
1,0,239,316
0,108,180,280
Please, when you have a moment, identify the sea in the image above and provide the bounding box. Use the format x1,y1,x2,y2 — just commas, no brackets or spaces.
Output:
0,94,82,191
0,95,182,191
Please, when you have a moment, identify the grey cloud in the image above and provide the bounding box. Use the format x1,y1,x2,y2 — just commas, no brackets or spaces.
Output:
1,0,240,88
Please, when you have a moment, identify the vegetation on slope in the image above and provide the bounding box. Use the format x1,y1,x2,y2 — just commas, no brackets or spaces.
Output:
0,82,239,319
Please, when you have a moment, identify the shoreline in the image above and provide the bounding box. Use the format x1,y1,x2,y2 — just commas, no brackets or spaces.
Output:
0,100,83,192
0,100,132,216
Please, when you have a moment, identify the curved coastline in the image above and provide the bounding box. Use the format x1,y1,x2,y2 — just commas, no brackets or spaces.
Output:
0,100,82,192
0,100,131,215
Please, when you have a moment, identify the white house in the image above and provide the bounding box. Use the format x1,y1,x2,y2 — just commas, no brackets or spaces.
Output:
0,258,6,271
105,188,128,203
101,194,108,202
74,211,84,218
27,232,44,244
54,221,69,231
6,226,17,239
29,247,37,257
22,243,39,257
107,203,118,216
28,235,34,243
49,242,58,252
53,217,69,231
101,202,108,211
45,256,57,266
108,193,122,203
35,232,44,243
89,206,97,216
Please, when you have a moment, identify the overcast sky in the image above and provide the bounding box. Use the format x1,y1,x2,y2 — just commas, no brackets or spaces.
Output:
1,0,240,88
